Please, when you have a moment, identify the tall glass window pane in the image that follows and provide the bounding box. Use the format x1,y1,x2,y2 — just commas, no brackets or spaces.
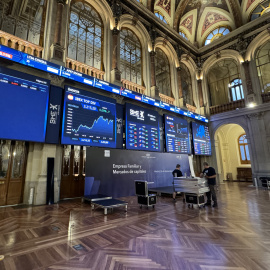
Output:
63,145,71,176
0,0,45,45
229,79,244,101
68,1,103,69
245,145,250,161
256,40,270,94
155,48,171,97
240,146,246,161
120,29,142,85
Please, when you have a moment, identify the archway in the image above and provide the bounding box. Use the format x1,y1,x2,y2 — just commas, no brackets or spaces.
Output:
214,123,252,183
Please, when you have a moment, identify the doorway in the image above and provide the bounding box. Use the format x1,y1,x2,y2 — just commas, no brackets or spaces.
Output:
60,145,86,199
214,124,252,182
0,140,28,206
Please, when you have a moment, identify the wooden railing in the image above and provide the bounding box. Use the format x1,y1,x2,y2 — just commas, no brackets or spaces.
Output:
186,103,197,113
0,30,43,57
66,58,105,80
121,79,146,94
159,93,175,105
262,92,270,103
210,99,245,115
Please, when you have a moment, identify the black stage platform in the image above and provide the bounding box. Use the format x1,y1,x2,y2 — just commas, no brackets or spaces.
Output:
148,186,174,195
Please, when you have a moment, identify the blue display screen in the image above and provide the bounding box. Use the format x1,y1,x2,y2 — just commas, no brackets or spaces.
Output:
0,66,49,142
0,44,208,123
191,122,212,155
126,103,160,151
164,115,190,154
61,86,116,148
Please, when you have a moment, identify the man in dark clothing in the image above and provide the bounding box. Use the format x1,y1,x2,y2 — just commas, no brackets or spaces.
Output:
201,162,218,207
172,164,183,201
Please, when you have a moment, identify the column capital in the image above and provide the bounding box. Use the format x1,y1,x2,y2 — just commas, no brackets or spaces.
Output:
150,50,156,57
112,27,120,36
56,0,66,5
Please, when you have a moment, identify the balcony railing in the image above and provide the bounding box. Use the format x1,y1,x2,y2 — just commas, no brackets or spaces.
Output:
0,30,43,57
262,92,270,103
159,93,175,105
210,99,245,115
186,103,197,113
121,79,146,95
66,58,105,80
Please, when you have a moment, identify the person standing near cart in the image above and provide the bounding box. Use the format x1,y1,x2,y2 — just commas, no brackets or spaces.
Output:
201,162,218,207
172,164,183,201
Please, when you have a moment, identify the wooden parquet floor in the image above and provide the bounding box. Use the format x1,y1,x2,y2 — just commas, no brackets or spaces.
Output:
0,183,270,270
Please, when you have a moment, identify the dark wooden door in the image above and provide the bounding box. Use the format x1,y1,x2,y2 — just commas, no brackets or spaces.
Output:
60,145,85,199
0,140,27,206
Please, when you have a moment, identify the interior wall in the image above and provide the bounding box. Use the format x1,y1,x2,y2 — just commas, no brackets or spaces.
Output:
215,124,251,180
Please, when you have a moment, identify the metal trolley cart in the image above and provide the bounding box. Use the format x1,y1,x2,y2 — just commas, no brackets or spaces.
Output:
173,177,209,208
135,180,157,209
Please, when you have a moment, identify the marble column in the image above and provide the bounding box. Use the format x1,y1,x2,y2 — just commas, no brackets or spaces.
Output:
242,61,257,105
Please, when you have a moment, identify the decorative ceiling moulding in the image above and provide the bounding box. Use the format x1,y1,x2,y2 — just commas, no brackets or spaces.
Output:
121,0,199,57
198,13,270,55
156,0,171,16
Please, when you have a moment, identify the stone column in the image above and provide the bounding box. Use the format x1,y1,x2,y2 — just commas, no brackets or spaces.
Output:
242,61,257,105
197,79,206,115
50,0,66,65
150,50,159,99
177,66,184,107
111,27,121,85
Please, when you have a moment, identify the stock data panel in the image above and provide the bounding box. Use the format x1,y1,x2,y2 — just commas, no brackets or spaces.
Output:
126,103,159,151
191,122,212,155
164,115,190,154
0,66,49,142
61,86,116,148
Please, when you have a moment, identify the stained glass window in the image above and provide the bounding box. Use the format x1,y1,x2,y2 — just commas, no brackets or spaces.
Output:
179,31,188,40
155,48,172,97
204,27,230,46
238,134,251,164
120,28,142,85
155,11,168,24
250,0,270,21
68,1,103,69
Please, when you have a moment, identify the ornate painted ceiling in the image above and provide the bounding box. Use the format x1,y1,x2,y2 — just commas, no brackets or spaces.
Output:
137,0,268,47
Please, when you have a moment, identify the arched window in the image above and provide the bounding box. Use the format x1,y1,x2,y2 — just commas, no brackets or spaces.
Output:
207,59,241,106
238,134,251,164
155,11,168,24
68,1,103,69
179,31,188,41
0,0,46,45
250,0,270,21
120,29,142,85
204,27,230,46
155,48,172,97
256,40,270,94
229,79,244,101
181,64,193,106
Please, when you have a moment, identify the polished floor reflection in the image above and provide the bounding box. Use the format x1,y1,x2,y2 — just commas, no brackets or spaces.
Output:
0,183,270,270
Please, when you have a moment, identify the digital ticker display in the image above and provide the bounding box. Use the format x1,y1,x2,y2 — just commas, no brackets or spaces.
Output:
164,115,190,154
61,86,116,148
0,66,49,142
126,103,159,151
191,122,212,155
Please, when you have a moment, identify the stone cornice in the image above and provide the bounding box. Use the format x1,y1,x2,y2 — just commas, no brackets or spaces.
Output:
210,102,270,122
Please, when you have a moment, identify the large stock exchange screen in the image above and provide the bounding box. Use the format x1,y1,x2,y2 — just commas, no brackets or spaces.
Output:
164,115,190,154
0,66,49,142
191,122,212,155
125,103,159,151
61,86,116,148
